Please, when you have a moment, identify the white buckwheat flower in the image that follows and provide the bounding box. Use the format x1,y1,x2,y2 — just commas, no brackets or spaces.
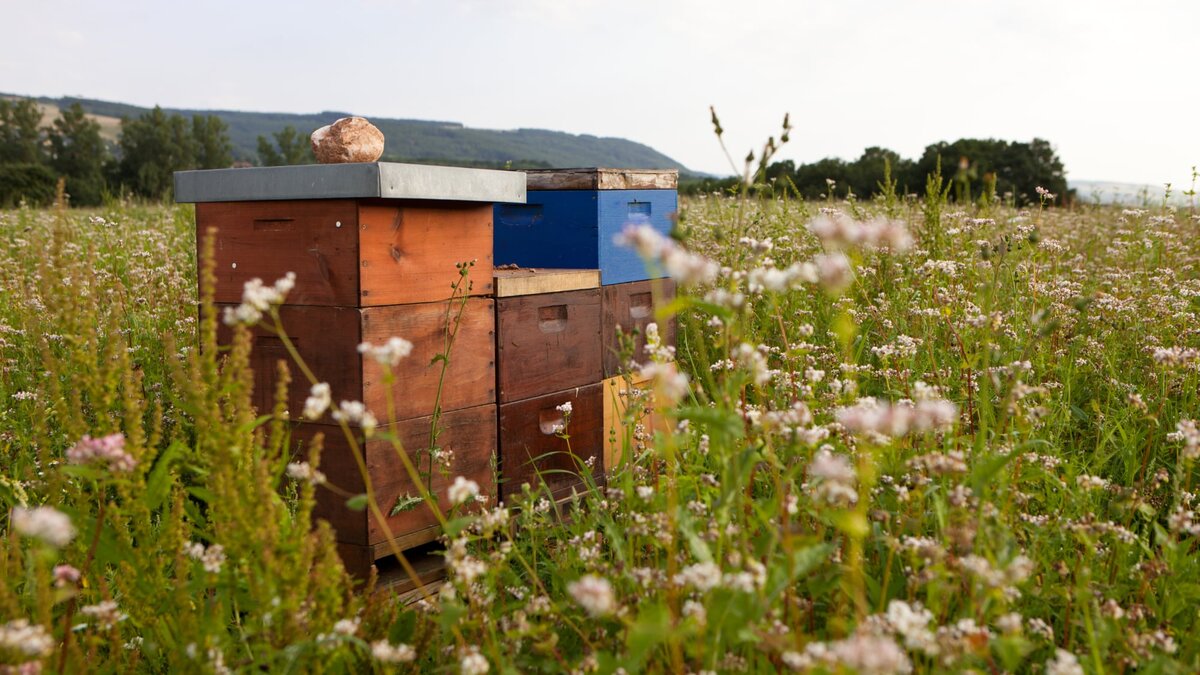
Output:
12,506,75,548
358,337,414,367
303,383,332,420
568,575,616,617
372,640,416,663
448,476,481,506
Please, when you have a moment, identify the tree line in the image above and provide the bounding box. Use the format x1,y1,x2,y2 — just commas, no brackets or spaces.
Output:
0,97,317,207
682,138,1071,205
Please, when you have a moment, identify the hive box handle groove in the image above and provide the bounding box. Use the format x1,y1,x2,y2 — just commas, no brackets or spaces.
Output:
537,305,569,333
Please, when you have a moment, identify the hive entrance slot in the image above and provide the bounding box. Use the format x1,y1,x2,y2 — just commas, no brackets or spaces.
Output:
539,409,566,435
629,292,653,319
538,304,569,333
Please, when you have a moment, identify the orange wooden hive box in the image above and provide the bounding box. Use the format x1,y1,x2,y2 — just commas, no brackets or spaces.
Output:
177,162,525,575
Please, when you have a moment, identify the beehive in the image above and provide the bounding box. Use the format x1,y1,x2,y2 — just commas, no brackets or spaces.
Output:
602,277,677,378
493,168,678,286
492,268,605,501
602,375,667,469
176,162,524,574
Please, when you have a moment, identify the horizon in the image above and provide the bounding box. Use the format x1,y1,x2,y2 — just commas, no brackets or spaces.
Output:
3,0,1197,187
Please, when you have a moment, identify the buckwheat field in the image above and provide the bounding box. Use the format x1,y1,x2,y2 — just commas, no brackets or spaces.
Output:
2,176,1200,673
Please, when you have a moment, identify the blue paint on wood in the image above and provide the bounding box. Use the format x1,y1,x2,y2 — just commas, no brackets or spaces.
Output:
494,188,677,285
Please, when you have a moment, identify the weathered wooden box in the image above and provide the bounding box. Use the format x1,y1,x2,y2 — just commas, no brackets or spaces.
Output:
601,278,677,378
493,168,678,286
216,299,496,424
293,403,496,565
602,376,667,469
498,383,603,503
494,269,602,404
177,163,526,307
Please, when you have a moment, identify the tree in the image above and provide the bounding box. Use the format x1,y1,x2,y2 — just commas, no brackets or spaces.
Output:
118,106,197,198
257,126,312,166
192,115,232,169
0,98,46,165
914,138,1069,205
46,103,107,205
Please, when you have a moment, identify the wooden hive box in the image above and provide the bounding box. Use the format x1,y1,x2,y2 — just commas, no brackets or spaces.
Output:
494,268,602,404
493,168,678,286
177,162,525,575
498,383,603,503
292,403,496,569
216,299,497,425
602,277,677,378
177,163,526,307
602,375,668,469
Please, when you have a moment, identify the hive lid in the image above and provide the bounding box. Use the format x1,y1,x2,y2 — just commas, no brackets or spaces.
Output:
493,268,601,297
173,162,527,204
524,168,678,191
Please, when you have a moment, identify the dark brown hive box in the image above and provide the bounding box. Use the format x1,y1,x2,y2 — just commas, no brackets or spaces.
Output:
498,383,603,503
602,277,677,378
494,268,602,404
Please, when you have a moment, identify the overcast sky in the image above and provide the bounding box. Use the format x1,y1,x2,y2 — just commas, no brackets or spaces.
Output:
3,0,1197,186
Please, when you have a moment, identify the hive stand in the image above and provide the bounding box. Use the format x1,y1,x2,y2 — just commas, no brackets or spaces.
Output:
176,162,524,576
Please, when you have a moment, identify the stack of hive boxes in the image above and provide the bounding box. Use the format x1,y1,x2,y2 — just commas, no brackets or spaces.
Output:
175,163,524,575
493,168,678,484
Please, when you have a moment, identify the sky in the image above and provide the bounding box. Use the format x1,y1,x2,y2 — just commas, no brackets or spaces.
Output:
2,0,1197,186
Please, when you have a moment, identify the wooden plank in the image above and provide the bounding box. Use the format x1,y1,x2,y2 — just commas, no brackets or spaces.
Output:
197,200,360,306
295,404,497,548
493,268,600,298
361,299,495,421
496,289,602,403
525,168,679,191
217,304,364,423
602,375,666,469
498,383,602,502
358,202,494,305
601,278,677,378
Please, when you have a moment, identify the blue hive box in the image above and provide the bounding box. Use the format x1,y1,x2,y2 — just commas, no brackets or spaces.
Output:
494,168,678,285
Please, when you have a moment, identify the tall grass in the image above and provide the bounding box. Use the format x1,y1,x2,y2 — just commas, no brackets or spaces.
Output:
2,174,1199,672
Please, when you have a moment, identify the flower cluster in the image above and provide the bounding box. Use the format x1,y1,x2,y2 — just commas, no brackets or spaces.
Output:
222,272,295,326
66,432,136,473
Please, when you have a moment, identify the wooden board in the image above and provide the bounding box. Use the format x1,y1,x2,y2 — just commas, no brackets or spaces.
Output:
602,375,667,469
361,298,495,421
218,299,495,425
601,278,677,378
498,383,602,502
198,199,360,306
493,268,600,298
496,289,602,404
297,404,496,549
525,168,678,191
197,199,494,308
596,189,677,285
359,201,494,304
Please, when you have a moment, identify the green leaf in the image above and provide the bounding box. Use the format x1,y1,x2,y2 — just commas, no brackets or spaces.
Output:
390,494,424,516
624,602,669,669
791,543,833,579
144,440,185,512
345,494,369,511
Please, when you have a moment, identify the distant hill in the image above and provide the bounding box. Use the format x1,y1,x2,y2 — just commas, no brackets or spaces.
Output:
6,94,689,171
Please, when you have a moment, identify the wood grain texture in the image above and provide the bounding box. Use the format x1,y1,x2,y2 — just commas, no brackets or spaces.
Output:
601,278,677,378
496,289,602,403
219,300,495,425
493,268,600,298
361,298,495,420
216,304,364,423
295,404,497,548
602,375,666,470
596,189,677,285
198,200,359,306
358,201,494,305
525,168,679,191
498,383,602,502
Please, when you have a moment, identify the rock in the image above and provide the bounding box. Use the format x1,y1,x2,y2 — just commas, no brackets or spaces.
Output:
311,117,385,164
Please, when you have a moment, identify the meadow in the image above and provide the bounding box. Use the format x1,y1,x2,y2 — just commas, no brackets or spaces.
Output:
1,177,1199,673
